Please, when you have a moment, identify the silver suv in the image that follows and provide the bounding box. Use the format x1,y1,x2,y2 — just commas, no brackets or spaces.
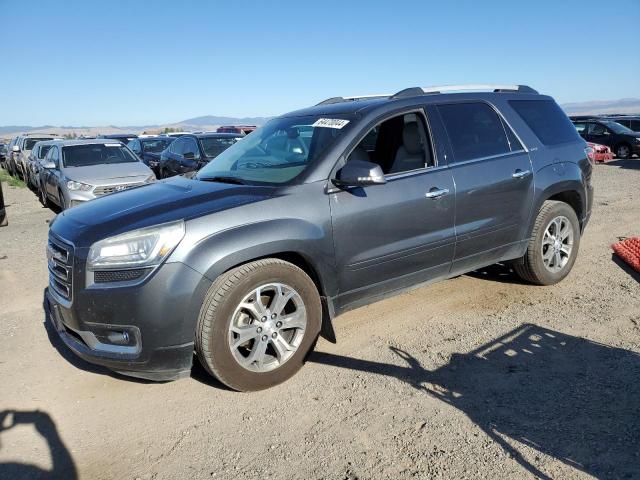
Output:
39,139,156,209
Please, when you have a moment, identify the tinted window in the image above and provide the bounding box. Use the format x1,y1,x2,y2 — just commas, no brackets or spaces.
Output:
199,137,240,158
509,100,580,146
438,102,510,162
141,138,172,153
169,138,184,154
183,138,200,158
25,138,54,150
62,144,139,167
588,123,607,135
602,121,633,134
631,120,640,132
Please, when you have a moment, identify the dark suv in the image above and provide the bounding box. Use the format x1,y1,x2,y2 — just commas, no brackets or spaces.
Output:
45,84,593,391
572,118,640,159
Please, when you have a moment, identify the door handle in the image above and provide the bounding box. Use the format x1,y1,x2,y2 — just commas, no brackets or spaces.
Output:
512,169,531,179
425,188,449,199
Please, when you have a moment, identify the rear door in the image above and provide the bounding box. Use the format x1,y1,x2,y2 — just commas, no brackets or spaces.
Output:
585,122,614,148
435,101,534,273
330,109,456,308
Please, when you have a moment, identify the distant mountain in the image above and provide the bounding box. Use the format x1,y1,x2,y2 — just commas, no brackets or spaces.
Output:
561,98,640,115
0,125,55,134
179,115,270,126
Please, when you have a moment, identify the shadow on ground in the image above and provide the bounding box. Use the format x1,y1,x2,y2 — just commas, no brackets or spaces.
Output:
310,324,640,479
612,253,640,283
601,158,640,170
0,410,77,480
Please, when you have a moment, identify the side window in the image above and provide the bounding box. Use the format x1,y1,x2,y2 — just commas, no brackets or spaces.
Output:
631,120,640,131
49,147,59,167
509,99,580,146
169,138,184,154
348,111,434,175
183,138,201,159
437,102,510,163
128,140,140,153
588,123,606,135
573,122,587,134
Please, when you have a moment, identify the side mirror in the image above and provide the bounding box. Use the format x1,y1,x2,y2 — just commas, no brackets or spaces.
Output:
333,159,386,188
12,145,20,152
43,161,56,169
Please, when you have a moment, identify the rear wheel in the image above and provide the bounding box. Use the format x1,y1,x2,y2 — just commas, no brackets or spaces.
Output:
615,143,631,159
195,258,322,391
514,200,581,285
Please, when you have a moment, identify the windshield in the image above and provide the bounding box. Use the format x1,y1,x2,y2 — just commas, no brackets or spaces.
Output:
141,138,173,153
196,115,353,185
62,143,140,167
603,121,633,134
199,136,240,158
25,138,54,150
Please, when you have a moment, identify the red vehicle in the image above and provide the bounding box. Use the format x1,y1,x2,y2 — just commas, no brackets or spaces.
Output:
586,142,614,163
216,125,256,135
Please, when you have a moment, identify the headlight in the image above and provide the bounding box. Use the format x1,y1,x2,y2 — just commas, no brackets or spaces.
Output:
87,220,185,270
67,180,93,191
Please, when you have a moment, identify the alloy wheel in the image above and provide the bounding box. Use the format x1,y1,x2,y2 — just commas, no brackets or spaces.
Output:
541,215,574,273
228,283,307,372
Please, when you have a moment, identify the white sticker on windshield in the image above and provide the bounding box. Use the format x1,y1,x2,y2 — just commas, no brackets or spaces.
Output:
105,143,121,147
312,118,350,129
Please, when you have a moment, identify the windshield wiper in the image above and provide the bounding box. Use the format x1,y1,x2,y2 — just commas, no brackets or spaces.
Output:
198,175,247,185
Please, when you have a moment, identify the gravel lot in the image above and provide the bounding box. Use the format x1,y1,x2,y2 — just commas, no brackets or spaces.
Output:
0,160,639,480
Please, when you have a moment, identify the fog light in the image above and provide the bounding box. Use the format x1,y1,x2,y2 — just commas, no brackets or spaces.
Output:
107,331,130,344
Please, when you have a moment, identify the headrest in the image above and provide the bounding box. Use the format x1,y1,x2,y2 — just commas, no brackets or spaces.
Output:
402,122,421,154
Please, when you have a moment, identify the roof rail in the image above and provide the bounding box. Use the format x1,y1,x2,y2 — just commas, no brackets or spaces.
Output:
316,94,391,106
391,84,538,99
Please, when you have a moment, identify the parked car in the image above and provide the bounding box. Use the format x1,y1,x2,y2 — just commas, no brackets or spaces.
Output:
602,115,640,132
586,142,614,163
217,125,257,135
45,84,593,391
27,140,64,190
10,134,61,179
157,133,242,178
0,143,7,168
38,139,155,210
98,133,138,144
572,119,640,159
126,136,175,177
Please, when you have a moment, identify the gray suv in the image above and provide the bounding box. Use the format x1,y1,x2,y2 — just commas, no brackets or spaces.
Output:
45,84,593,391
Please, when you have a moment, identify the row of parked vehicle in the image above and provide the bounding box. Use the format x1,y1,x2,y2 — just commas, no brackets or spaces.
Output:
0,129,247,211
569,114,640,159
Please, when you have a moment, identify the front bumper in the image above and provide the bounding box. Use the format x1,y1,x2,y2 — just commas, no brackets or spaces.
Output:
46,260,212,381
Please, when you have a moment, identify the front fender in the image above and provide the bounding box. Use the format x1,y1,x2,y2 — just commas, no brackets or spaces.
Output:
178,218,337,299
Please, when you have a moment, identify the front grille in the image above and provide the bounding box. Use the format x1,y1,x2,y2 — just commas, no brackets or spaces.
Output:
94,182,144,196
94,268,150,283
48,235,73,302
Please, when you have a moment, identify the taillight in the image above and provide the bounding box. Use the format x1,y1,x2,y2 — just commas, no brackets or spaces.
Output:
585,146,595,166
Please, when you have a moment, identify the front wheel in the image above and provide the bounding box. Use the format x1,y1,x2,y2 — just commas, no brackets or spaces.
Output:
196,258,322,391
514,200,581,285
615,143,631,159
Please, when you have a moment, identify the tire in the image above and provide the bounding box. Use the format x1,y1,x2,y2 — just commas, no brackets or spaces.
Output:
615,143,631,159
195,258,322,391
514,200,581,286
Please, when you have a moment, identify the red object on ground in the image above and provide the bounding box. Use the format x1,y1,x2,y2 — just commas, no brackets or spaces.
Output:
612,237,640,272
587,142,614,163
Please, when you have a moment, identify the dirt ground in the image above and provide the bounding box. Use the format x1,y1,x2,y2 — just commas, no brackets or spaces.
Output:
0,160,639,480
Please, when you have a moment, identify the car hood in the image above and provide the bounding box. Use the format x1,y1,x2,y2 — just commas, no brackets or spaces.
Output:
62,162,153,184
50,176,276,247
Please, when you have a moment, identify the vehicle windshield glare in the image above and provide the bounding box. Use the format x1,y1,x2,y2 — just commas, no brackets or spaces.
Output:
603,121,633,134
199,137,240,159
142,138,173,153
62,144,140,167
196,115,353,185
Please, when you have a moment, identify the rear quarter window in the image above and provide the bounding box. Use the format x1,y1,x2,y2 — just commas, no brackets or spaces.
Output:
509,100,581,146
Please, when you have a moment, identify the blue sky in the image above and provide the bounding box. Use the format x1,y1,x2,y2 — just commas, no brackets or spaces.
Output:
1,0,638,126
